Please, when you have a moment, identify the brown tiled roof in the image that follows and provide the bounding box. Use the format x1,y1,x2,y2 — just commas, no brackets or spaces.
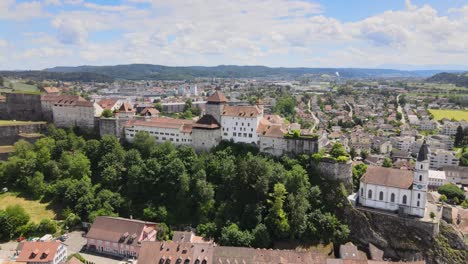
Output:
361,166,413,189
67,256,83,264
97,99,118,110
193,115,221,129
86,216,156,247
222,105,262,117
42,94,93,107
16,241,62,263
43,87,60,94
213,246,328,264
119,102,135,112
141,107,160,116
206,91,227,103
138,241,214,264
126,117,193,132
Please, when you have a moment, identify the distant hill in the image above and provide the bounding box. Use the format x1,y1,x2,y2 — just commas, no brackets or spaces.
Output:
426,72,468,87
0,71,114,83
44,64,446,80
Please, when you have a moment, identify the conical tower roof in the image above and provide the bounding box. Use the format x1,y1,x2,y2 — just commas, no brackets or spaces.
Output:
417,140,429,162
206,91,227,103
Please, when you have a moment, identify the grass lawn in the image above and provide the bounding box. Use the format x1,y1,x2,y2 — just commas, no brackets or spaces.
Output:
0,120,46,126
0,145,14,154
0,192,56,223
429,109,468,121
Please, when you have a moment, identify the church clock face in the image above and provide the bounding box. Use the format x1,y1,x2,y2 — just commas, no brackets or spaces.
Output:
417,184,423,189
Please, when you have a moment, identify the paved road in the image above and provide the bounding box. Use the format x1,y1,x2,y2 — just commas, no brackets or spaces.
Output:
397,94,406,125
345,100,353,118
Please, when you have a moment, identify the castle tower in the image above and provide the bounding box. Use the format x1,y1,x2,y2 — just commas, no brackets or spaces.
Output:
205,90,227,124
411,140,429,217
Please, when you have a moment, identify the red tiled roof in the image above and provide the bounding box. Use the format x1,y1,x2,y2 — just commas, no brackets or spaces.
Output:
43,87,60,94
16,241,62,263
222,105,262,117
86,216,156,247
361,166,413,189
206,91,227,103
138,241,214,264
97,99,118,110
119,102,135,112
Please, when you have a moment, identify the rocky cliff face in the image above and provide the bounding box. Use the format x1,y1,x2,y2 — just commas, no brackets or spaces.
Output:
341,205,467,263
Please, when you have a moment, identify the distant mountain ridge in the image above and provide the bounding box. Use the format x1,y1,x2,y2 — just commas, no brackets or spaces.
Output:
0,70,113,83
44,64,452,80
426,72,468,87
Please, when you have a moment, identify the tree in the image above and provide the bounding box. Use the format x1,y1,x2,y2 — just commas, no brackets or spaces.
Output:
438,184,465,201
28,171,45,198
396,112,402,121
330,142,348,159
352,164,368,192
265,183,290,239
132,131,156,157
101,109,114,118
382,158,393,168
196,222,217,239
274,95,296,120
0,205,30,240
37,219,58,234
220,223,253,247
0,76,3,87
251,223,271,248
156,223,169,241
65,213,81,228
454,126,464,147
430,212,436,220
349,147,357,159
154,102,163,112
183,99,193,112
439,194,448,203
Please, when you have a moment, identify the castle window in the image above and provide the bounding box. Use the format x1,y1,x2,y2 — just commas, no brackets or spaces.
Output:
402,195,407,204
360,188,363,196
391,193,395,203
421,164,423,169
418,193,420,199
419,175,422,181
368,190,372,199
379,191,383,200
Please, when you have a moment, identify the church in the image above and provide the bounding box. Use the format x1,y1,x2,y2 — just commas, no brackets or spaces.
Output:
358,141,429,217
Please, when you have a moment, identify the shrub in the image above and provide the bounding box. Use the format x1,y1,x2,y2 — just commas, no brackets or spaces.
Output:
438,184,465,201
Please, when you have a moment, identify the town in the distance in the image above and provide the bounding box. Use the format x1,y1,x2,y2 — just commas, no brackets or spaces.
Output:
0,67,467,264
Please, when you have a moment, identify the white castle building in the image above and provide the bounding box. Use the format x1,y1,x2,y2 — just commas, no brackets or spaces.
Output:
124,91,324,156
358,141,429,217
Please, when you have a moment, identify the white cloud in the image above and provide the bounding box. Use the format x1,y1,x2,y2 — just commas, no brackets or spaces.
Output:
0,0,47,20
45,0,62,6
2,1,468,69
0,39,8,47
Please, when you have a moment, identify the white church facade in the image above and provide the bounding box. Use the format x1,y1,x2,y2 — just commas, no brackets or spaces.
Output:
358,142,429,217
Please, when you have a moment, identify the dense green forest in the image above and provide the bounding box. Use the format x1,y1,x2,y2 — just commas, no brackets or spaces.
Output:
44,64,442,80
426,72,468,87
0,71,114,83
0,126,349,247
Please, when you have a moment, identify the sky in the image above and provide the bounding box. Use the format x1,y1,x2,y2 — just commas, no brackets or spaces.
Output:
0,0,467,70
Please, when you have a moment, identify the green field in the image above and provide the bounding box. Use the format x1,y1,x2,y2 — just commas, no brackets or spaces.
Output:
429,109,468,121
1,79,39,93
0,192,56,223
0,120,46,126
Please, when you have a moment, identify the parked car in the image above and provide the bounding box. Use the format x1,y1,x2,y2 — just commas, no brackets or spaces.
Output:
17,236,25,242
59,234,69,242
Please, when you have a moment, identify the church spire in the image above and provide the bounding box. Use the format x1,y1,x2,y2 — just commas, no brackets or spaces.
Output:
417,140,429,162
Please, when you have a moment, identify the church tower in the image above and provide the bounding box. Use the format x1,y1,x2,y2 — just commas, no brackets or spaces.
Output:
411,140,429,217
205,90,227,124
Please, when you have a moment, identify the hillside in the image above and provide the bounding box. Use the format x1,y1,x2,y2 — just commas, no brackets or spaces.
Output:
0,71,114,83
426,72,468,87
44,64,445,80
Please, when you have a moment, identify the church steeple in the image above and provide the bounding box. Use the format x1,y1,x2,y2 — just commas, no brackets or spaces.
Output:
417,140,429,162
